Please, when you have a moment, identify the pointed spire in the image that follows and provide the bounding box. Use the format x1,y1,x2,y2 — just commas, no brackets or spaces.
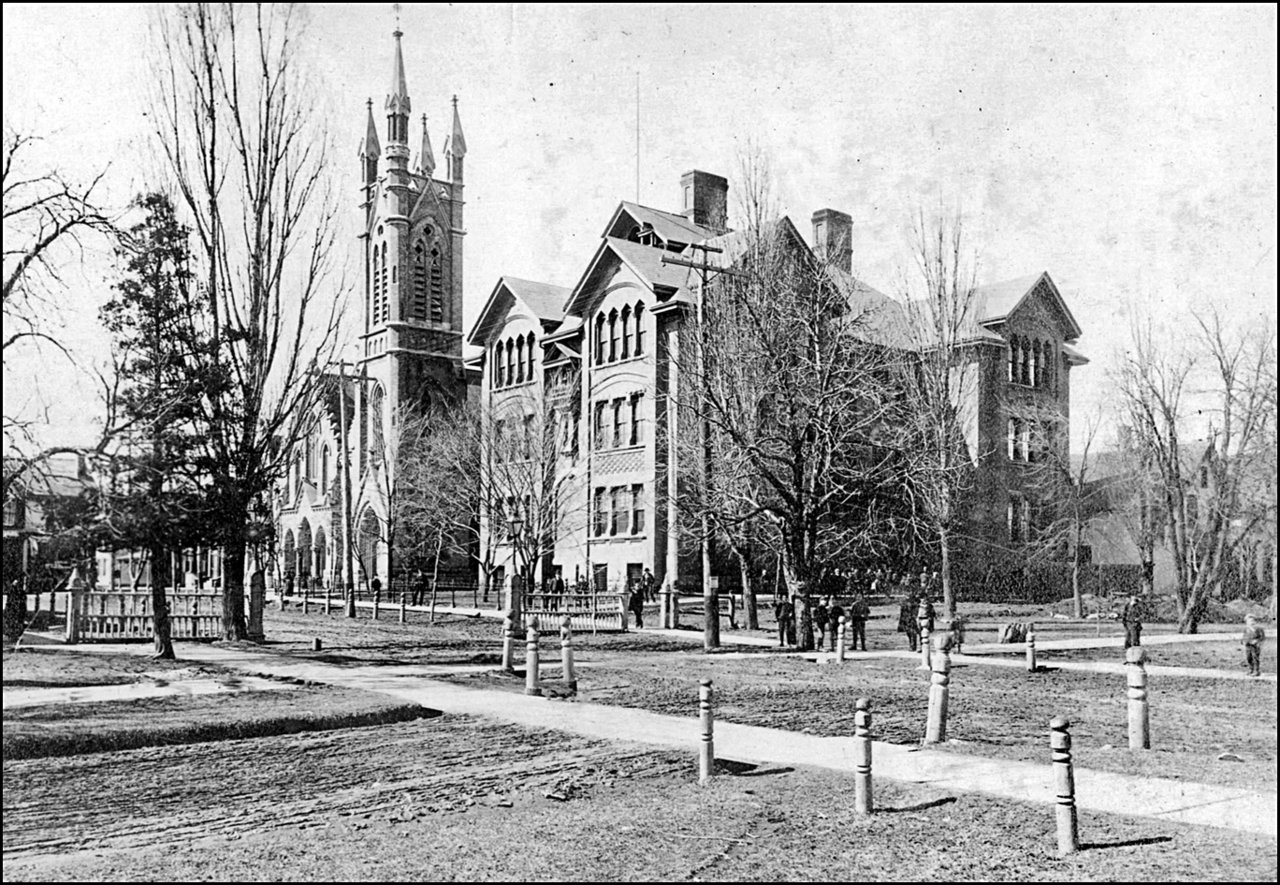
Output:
450,95,467,158
386,28,411,119
359,98,380,158
418,114,435,175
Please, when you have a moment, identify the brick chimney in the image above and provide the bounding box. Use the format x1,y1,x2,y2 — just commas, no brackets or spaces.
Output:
812,208,852,273
679,170,729,233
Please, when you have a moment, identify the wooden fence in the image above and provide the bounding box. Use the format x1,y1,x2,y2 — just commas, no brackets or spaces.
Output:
523,592,626,632
68,589,223,642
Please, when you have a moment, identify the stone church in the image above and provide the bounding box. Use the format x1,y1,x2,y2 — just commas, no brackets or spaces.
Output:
274,28,473,592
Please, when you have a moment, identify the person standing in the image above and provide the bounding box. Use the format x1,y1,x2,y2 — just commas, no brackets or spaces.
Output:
827,596,845,652
1122,593,1143,649
848,591,870,651
774,595,795,647
627,581,645,628
1242,615,1265,677
898,591,919,651
370,575,382,604
813,596,830,651
642,568,656,603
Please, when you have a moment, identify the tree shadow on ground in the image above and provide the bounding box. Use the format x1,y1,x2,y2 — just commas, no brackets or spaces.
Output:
717,760,794,777
1081,836,1173,851
881,796,958,813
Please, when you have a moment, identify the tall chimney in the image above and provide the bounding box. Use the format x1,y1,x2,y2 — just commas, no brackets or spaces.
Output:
679,170,729,234
812,208,852,273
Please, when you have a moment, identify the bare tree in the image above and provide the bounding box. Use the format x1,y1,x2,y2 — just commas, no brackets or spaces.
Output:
892,211,984,619
1115,310,1277,632
2,126,117,500
674,152,903,650
150,3,344,639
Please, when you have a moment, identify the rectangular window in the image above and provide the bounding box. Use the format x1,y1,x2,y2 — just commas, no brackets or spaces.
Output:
629,394,642,446
593,403,606,451
631,483,645,533
522,414,534,459
609,487,623,535
612,399,623,448
1008,497,1019,543
593,487,607,536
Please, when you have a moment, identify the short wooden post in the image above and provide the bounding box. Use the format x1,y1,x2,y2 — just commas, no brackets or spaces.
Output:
501,614,515,671
312,637,322,651
560,615,577,693
1125,646,1150,750
925,639,951,744
399,594,407,624
699,678,715,783
64,585,82,644
853,697,873,814
1025,623,1037,672
918,626,932,670
525,623,542,696
1050,716,1079,855
835,615,847,663
372,593,380,621
302,584,309,615
324,586,332,615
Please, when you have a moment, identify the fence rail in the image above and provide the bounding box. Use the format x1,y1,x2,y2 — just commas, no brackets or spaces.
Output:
67,589,224,642
524,592,626,632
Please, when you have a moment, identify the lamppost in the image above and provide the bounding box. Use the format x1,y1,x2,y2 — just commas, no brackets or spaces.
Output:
509,514,525,629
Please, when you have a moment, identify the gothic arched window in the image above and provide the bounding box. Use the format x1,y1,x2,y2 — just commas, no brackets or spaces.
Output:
595,314,606,364
413,241,428,319
321,445,330,491
634,303,645,356
370,384,386,455
1029,340,1038,387
620,305,632,359
608,309,619,362
516,337,526,383
1007,341,1015,382
526,334,535,381
494,343,504,388
430,248,444,323
506,339,515,386
1008,418,1018,461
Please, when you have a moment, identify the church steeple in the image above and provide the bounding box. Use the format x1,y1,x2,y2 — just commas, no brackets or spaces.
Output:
447,95,466,183
384,28,411,168
417,114,435,176
359,98,380,185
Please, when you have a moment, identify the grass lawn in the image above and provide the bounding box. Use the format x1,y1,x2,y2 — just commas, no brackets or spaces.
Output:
2,646,231,689
3,713,1274,882
1041,639,1279,676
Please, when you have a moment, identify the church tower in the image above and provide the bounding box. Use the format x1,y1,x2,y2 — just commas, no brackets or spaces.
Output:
358,26,469,437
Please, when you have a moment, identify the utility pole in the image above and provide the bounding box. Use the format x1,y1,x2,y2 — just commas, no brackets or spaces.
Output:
661,245,737,652
339,361,357,618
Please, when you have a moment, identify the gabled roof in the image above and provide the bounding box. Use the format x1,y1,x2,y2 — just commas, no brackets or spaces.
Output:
972,271,1083,342
466,276,571,347
564,236,698,316
602,202,715,247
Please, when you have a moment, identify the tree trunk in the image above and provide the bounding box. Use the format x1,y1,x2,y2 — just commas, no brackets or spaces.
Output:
221,539,249,641
150,544,175,659
1071,517,1083,619
736,545,759,630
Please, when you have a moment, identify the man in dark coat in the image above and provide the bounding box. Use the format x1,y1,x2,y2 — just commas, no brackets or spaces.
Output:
628,581,645,628
1122,594,1143,649
774,596,795,647
899,590,920,651
827,597,845,652
848,592,871,651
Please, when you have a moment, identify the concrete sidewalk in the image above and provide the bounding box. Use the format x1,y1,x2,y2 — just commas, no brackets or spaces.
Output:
44,639,1275,839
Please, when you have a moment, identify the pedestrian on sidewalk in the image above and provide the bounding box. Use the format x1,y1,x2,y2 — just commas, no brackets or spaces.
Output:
898,591,919,651
1242,615,1265,677
848,592,870,651
827,596,844,652
1122,593,1143,649
642,568,656,603
628,583,645,629
813,597,830,651
774,596,794,646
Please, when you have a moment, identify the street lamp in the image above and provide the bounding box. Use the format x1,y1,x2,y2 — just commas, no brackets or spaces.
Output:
508,515,526,628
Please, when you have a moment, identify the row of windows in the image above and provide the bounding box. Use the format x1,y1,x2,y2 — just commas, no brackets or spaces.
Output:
592,484,646,537
593,302,646,365
493,333,537,389
371,238,444,326
492,414,537,461
1008,335,1055,389
592,394,644,450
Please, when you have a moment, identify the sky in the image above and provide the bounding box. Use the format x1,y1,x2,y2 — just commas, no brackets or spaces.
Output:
3,3,1276,453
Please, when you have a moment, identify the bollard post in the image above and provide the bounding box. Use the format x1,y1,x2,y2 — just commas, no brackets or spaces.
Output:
1125,646,1150,750
560,615,577,693
1025,623,1037,672
918,626,932,670
501,614,515,672
312,637,322,651
836,616,847,663
1050,716,1079,855
853,697,873,815
302,585,309,615
399,592,407,624
925,639,951,744
325,587,332,615
525,623,542,696
699,678,715,783
372,593,380,621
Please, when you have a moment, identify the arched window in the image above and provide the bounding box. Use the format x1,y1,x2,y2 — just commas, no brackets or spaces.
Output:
304,436,314,481
595,314,606,364
1007,418,1018,460
516,337,526,383
1029,340,1038,387
526,334,535,381
430,248,444,323
370,385,385,454
413,241,428,319
1011,336,1021,384
494,343,504,387
379,242,389,325
321,445,330,490
608,309,619,361
1020,420,1030,462
1007,340,1015,382
634,303,646,356
505,339,515,386
620,305,632,359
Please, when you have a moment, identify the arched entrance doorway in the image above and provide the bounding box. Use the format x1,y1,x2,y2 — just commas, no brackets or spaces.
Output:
314,526,327,588
357,509,382,591
282,530,296,590
296,518,312,588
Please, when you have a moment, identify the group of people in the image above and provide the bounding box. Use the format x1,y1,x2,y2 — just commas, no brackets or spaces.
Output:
772,592,872,650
